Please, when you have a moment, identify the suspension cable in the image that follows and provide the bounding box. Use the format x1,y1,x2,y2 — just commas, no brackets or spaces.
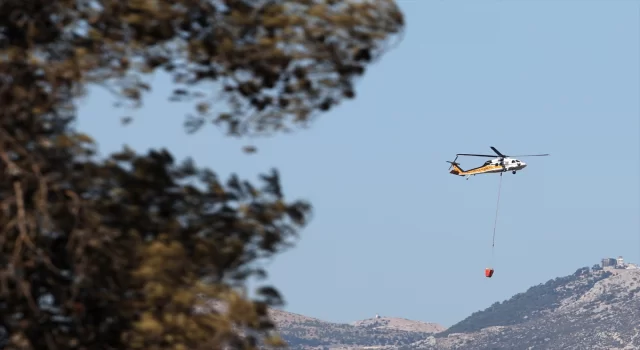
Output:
491,173,503,263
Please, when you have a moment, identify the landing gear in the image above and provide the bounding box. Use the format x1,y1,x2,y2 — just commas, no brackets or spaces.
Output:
512,171,516,174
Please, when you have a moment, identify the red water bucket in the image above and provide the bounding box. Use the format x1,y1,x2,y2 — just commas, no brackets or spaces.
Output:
485,268,494,278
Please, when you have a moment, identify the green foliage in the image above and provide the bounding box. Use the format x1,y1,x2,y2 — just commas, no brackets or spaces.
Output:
0,137,311,349
0,0,404,138
439,268,613,336
0,0,404,349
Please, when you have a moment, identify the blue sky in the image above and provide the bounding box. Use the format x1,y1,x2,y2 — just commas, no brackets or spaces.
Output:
76,1,639,327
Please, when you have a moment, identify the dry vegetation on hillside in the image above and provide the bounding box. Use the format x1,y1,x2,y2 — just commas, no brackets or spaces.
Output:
273,312,444,349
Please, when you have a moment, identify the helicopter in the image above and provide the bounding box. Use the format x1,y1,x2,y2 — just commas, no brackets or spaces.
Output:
447,146,549,180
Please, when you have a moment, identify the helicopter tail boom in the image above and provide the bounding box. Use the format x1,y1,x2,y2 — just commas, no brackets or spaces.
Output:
446,161,465,175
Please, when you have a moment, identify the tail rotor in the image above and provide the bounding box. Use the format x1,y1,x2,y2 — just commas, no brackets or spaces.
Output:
447,155,459,170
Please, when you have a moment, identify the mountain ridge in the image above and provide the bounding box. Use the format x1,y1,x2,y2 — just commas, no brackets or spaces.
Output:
269,308,445,349
272,264,640,349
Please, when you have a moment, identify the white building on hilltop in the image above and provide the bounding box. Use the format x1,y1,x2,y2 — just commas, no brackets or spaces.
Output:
600,256,637,270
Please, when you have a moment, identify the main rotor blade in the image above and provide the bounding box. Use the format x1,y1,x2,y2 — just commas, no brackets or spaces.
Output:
490,147,505,157
456,153,496,157
510,154,550,157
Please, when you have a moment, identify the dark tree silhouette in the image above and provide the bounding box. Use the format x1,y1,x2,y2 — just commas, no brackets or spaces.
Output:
0,0,404,349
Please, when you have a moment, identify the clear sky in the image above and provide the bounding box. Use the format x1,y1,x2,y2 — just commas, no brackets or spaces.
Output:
76,1,639,327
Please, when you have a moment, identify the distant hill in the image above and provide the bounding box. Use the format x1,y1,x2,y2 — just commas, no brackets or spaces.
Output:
394,266,640,350
439,266,613,336
351,317,444,334
269,309,444,349
271,265,640,350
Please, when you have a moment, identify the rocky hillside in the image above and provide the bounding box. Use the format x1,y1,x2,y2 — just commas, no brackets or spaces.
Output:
352,317,444,334
270,309,444,349
392,266,640,350
273,265,640,350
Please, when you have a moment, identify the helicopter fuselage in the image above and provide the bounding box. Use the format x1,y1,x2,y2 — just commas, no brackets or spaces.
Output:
448,157,527,177
447,147,547,179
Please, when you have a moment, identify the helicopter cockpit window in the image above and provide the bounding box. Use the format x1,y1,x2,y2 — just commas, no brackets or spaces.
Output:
511,160,516,163
484,161,491,165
